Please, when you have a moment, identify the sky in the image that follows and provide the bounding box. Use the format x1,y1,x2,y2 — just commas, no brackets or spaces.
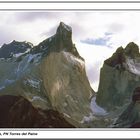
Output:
1,11,140,91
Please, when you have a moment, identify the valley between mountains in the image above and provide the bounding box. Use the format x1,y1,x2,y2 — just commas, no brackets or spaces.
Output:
0,22,140,128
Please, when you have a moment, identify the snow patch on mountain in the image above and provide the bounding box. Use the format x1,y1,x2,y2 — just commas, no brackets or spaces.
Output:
63,113,71,118
63,51,84,66
80,113,94,123
13,48,30,58
31,96,45,102
126,58,140,76
90,97,107,116
28,79,40,88
16,53,42,75
27,53,41,63
24,78,41,91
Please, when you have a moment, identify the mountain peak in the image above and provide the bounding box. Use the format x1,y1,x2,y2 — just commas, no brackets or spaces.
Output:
55,22,81,58
57,22,72,33
104,46,125,67
105,42,140,68
125,42,140,58
3,40,33,48
32,22,81,59
56,22,72,41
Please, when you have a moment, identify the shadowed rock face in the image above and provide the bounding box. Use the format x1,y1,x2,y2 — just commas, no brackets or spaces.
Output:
0,95,74,128
0,22,93,128
105,47,125,68
132,87,140,102
130,122,140,128
114,87,140,128
0,95,19,127
96,42,140,111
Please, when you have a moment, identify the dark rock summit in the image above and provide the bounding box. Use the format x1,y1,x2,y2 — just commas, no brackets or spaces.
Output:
55,22,74,53
125,42,140,58
31,22,81,59
93,42,140,128
105,42,139,68
105,47,125,68
56,22,72,42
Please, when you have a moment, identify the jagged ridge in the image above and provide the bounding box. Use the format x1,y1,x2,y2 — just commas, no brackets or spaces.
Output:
0,40,32,59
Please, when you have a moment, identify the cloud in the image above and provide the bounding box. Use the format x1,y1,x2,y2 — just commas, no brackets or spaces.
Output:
40,25,57,38
13,12,59,22
0,24,32,46
81,32,112,46
81,38,108,46
75,41,113,91
108,23,125,33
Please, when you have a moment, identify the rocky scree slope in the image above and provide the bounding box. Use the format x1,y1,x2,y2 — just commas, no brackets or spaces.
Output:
0,22,94,128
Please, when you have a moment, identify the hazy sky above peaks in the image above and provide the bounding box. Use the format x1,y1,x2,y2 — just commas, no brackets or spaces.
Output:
0,11,140,91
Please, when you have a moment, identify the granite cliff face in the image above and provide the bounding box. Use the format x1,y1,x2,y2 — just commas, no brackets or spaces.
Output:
114,87,140,128
96,42,140,111
0,22,94,128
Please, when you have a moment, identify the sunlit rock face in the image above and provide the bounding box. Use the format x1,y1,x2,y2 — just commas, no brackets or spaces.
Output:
96,42,140,111
0,22,94,127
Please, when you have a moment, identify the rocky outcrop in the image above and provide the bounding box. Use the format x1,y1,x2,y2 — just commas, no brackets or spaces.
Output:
0,22,94,128
114,87,140,128
104,47,125,68
96,42,140,111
